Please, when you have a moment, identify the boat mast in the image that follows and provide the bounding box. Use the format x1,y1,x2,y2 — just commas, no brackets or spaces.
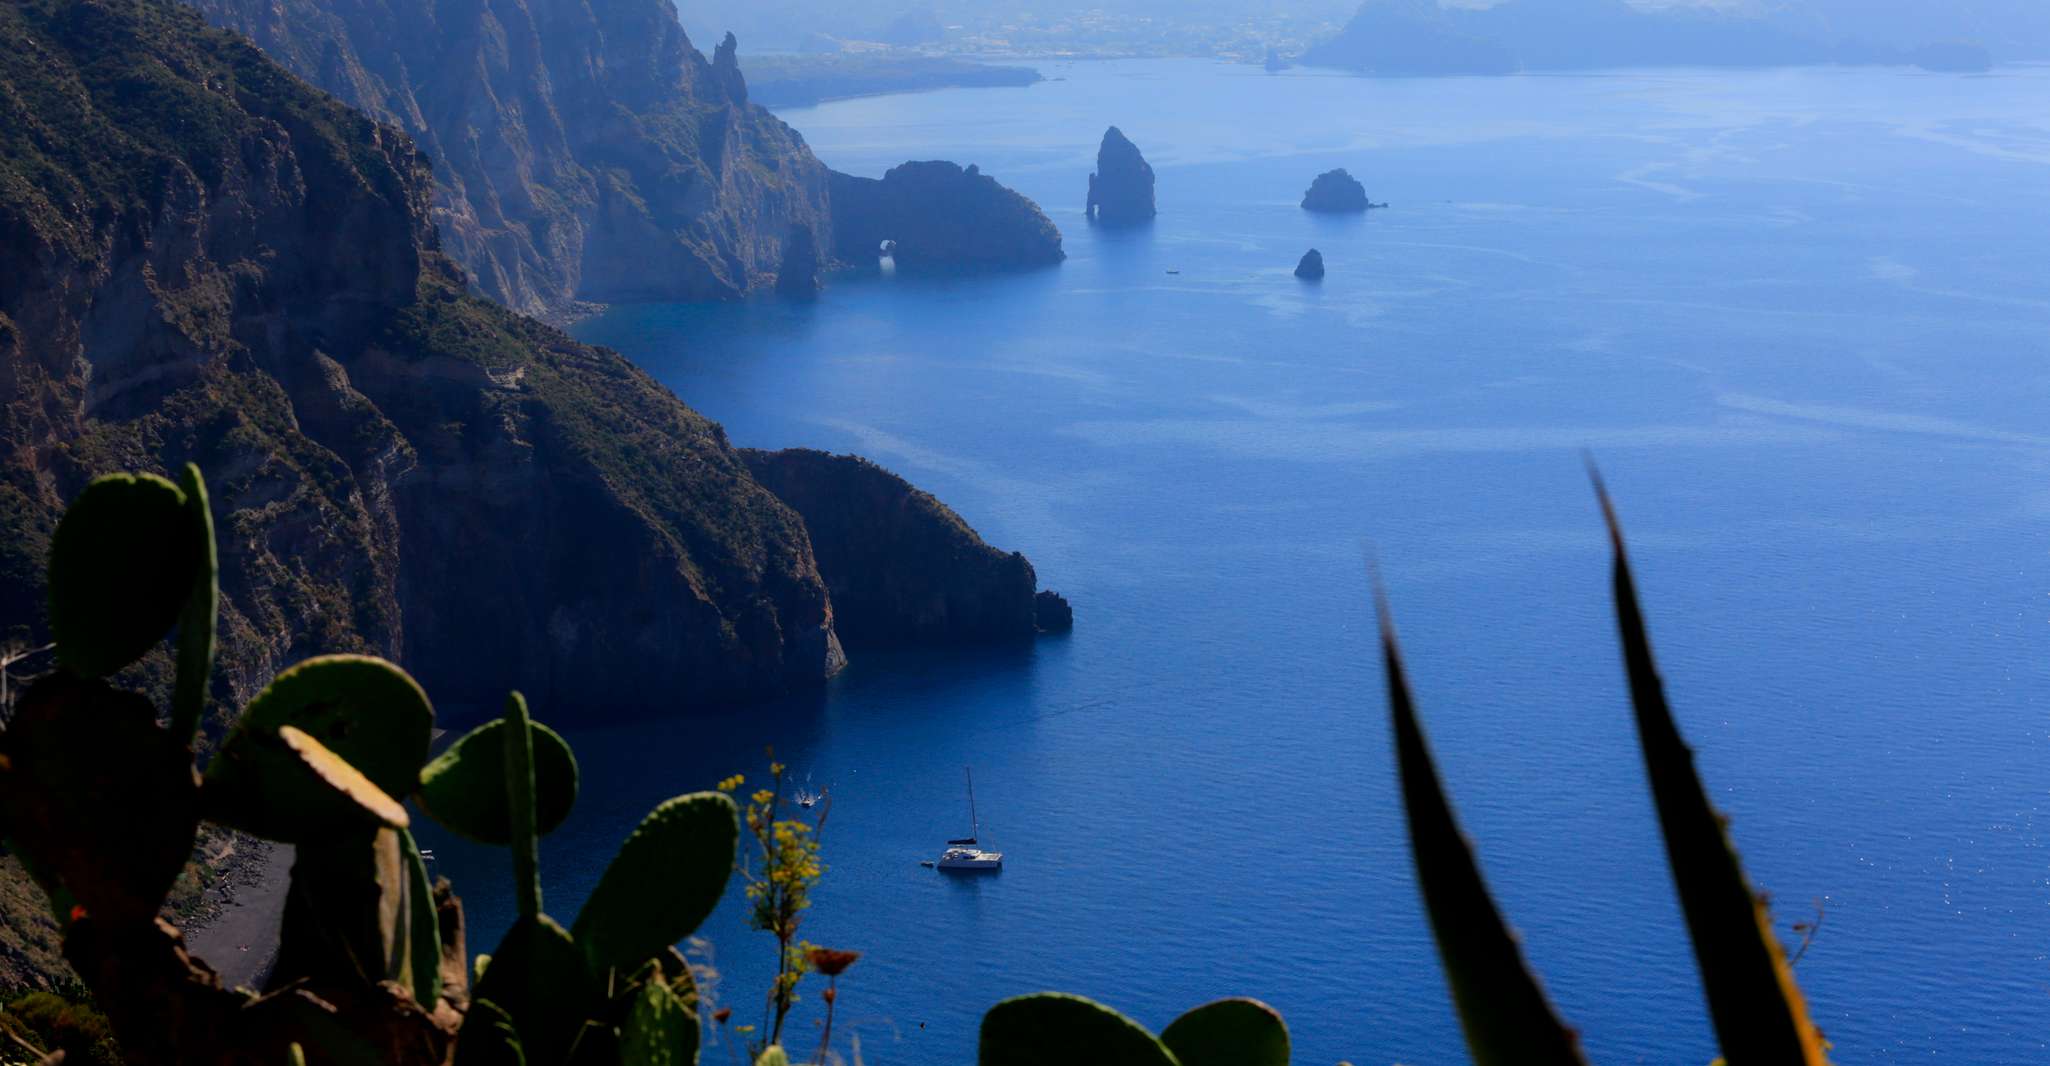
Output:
965,765,979,839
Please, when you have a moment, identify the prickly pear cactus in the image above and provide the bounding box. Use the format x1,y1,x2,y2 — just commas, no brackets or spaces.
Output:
46,472,205,679
569,792,738,974
417,717,580,845
204,655,434,842
1159,998,1289,1066
979,993,1182,1066
0,673,200,926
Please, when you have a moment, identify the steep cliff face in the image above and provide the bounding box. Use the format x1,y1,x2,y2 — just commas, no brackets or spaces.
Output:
186,0,835,320
740,449,1068,646
828,162,1063,272
0,0,845,722
1086,126,1155,226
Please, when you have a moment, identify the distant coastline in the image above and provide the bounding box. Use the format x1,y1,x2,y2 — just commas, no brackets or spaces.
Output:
746,53,1043,108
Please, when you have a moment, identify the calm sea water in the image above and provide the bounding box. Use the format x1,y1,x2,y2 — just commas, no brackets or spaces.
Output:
422,60,2050,1064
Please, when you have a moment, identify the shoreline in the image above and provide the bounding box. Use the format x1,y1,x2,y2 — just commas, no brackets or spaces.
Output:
180,840,293,992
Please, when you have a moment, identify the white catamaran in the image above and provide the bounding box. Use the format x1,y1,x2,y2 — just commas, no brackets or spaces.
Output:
936,767,1003,870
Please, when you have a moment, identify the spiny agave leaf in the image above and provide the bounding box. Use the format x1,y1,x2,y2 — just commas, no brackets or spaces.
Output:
48,472,204,677
1159,998,1289,1066
474,914,596,1066
454,999,528,1066
170,463,218,746
277,726,410,830
0,674,200,925
204,656,432,842
502,693,542,919
1378,590,1588,1066
400,828,443,1008
978,993,1181,1066
1594,476,1829,1064
621,977,698,1066
416,717,579,845
570,792,738,973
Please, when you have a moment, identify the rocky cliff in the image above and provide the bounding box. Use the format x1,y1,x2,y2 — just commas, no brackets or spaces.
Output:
740,449,1069,646
828,162,1064,272
0,0,846,723
1086,126,1156,226
185,0,835,320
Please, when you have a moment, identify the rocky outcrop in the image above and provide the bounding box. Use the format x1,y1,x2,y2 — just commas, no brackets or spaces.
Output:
739,449,1069,646
1035,590,1074,633
1302,169,1370,213
776,224,823,299
828,163,1064,272
186,0,833,320
1086,127,1156,226
0,0,846,722
1295,249,1326,279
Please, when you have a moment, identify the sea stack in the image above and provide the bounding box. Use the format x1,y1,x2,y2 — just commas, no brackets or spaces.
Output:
1086,126,1156,225
712,32,748,103
1302,168,1369,213
1295,249,1325,279
776,223,822,298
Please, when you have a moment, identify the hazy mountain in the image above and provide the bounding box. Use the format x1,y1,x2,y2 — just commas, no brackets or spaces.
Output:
1305,0,2035,74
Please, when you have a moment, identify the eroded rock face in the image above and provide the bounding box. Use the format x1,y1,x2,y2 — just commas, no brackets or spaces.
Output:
0,0,845,721
828,162,1064,272
739,449,1067,646
1302,169,1370,212
187,0,833,320
776,223,824,299
1086,126,1156,225
1296,249,1327,279
1034,590,1074,633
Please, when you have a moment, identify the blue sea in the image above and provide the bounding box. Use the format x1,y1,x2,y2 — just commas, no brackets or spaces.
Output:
421,59,2050,1064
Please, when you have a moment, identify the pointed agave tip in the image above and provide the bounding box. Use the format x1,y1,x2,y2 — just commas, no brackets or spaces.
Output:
1365,546,1401,657
1585,454,1628,557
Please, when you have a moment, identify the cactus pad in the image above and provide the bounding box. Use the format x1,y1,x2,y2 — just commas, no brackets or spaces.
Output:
1159,999,1289,1066
621,977,698,1065
473,914,596,1065
454,1000,528,1066
0,674,200,925
205,656,432,841
416,718,579,845
978,993,1181,1066
171,463,219,744
48,472,205,677
401,829,443,1008
569,792,738,973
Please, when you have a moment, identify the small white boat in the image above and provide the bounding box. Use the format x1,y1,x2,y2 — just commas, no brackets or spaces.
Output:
936,767,1002,872
937,844,1002,870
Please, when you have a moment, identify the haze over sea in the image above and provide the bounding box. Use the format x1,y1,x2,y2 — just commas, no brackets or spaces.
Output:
420,59,2050,1064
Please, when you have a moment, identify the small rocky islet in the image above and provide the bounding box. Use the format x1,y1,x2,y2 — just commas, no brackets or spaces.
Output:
1295,249,1327,279
1302,168,1380,212
1086,126,1157,225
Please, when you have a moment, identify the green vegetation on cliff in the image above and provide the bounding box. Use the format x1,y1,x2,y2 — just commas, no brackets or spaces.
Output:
188,0,836,318
0,0,848,988
741,449,1070,646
